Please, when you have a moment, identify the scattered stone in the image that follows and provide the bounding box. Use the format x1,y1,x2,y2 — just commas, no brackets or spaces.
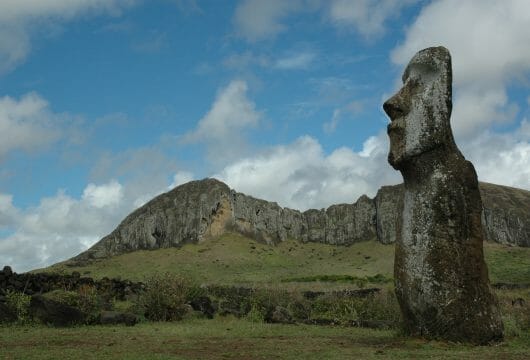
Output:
29,295,85,327
189,296,215,319
99,311,137,326
266,306,293,324
383,46,503,344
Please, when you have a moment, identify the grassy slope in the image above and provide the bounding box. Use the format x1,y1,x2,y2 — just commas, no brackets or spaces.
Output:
43,232,530,287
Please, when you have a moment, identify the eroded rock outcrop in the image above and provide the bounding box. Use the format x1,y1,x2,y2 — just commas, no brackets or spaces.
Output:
72,176,529,264
480,182,530,247
72,178,380,263
383,46,503,343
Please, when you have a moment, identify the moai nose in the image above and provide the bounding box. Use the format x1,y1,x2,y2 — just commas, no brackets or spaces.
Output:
383,95,406,120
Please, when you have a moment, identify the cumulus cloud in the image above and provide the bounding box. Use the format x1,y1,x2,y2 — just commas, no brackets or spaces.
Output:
0,168,201,272
182,80,261,163
459,125,530,191
82,180,123,208
0,92,61,159
169,171,194,189
391,0,530,137
451,86,518,136
217,133,401,211
327,0,418,38
0,180,129,272
0,0,136,73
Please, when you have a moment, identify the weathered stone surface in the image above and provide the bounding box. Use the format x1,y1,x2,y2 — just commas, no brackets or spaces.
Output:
374,183,529,246
30,295,85,326
375,185,402,245
72,179,380,262
480,182,530,247
383,46,503,343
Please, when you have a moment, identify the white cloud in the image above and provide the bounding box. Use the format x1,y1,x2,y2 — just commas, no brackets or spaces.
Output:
233,0,301,42
82,180,123,208
182,80,261,163
323,109,341,134
519,118,530,139
0,176,162,272
275,52,315,70
451,86,518,136
232,0,416,42
0,0,136,73
0,92,61,159
169,171,194,189
459,124,530,191
327,0,418,38
391,0,530,136
217,133,401,211
323,100,364,134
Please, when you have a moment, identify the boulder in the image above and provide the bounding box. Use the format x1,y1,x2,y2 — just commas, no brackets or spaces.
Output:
29,295,85,327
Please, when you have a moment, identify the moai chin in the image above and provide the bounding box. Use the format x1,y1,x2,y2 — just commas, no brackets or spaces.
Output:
383,46,503,344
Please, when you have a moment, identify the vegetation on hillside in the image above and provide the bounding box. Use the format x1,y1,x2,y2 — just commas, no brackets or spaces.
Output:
43,232,530,288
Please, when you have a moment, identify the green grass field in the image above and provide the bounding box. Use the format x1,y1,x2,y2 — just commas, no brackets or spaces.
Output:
14,234,530,358
1,317,529,360
43,232,530,288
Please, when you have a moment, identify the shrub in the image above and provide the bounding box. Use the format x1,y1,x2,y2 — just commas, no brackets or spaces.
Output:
287,297,312,321
312,294,361,324
138,273,191,321
310,289,401,327
356,290,402,328
245,303,266,322
42,290,79,307
78,284,102,323
5,290,31,324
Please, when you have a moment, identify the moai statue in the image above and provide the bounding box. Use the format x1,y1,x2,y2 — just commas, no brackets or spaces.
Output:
383,46,503,343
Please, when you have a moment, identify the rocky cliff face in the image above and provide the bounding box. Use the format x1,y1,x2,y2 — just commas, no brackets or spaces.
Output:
72,178,530,262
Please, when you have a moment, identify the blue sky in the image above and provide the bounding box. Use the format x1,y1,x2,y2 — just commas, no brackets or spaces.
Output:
1,0,529,272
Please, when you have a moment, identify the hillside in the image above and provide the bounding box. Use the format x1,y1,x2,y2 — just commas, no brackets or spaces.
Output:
68,179,530,266
46,232,530,287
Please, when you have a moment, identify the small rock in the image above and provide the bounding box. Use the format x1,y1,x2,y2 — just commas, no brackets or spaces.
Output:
266,306,293,324
99,311,137,326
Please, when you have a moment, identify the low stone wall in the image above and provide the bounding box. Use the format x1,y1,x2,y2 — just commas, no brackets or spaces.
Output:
0,266,143,302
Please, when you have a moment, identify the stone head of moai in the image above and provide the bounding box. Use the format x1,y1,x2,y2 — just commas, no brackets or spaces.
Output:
384,46,457,171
